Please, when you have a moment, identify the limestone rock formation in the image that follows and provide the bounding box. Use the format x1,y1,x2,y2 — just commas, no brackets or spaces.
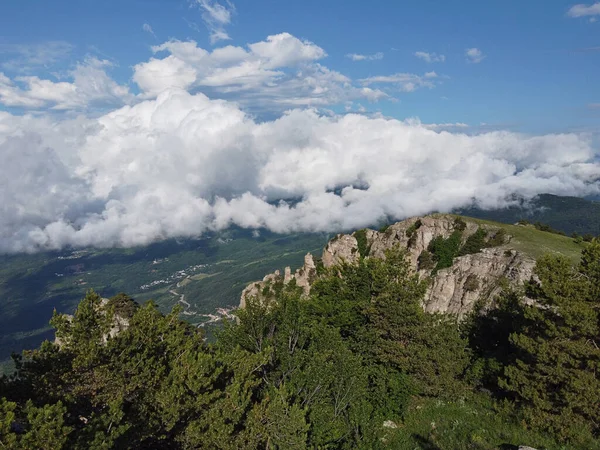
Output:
240,215,536,318
240,270,281,309
423,247,534,317
322,234,359,268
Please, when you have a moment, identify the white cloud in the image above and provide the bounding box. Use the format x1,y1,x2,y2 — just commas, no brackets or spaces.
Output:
0,89,598,253
423,122,469,130
194,0,235,44
133,34,386,109
567,2,600,17
0,57,131,110
360,72,438,92
142,23,157,38
465,48,485,63
346,52,384,61
0,41,74,73
414,51,445,63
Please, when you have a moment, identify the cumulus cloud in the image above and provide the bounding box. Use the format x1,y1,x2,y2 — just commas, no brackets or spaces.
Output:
1,89,598,253
465,48,485,63
346,52,384,61
414,51,445,63
132,34,386,110
194,0,235,44
0,57,131,110
567,2,600,17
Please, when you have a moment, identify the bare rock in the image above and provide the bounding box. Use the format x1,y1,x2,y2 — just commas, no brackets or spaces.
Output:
423,247,535,318
240,270,281,308
322,234,359,268
382,420,398,429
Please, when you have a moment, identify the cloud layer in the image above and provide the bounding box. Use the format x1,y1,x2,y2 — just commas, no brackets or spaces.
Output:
1,88,599,253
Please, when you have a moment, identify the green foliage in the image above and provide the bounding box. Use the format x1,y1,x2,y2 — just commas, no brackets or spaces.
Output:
353,228,370,258
453,217,467,231
428,230,463,273
458,227,488,256
3,239,600,448
106,292,138,319
533,221,566,235
461,292,524,390
463,274,479,292
405,219,422,238
0,398,70,449
386,394,579,450
499,241,600,444
487,228,506,247
378,223,390,233
417,250,436,271
406,219,423,247
313,256,325,275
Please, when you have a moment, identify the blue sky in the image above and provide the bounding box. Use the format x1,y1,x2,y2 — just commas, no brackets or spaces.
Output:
1,0,598,132
1,1,600,252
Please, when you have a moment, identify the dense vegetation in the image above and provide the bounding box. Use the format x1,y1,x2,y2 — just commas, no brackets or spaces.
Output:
1,240,599,449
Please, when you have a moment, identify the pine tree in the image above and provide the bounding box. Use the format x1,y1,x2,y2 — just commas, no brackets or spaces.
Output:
500,241,600,442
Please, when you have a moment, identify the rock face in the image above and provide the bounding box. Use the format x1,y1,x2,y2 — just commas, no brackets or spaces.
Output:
424,247,534,316
322,234,359,267
240,253,318,308
240,270,281,309
240,215,536,318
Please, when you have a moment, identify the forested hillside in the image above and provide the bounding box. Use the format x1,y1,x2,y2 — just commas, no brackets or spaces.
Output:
1,236,599,449
0,229,328,374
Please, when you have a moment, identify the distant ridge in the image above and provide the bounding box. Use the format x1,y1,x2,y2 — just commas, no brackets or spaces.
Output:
455,194,600,236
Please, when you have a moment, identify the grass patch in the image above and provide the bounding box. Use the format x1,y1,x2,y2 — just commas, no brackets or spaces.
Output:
459,216,586,263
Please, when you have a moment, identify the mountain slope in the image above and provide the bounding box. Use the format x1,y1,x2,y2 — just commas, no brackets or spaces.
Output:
456,194,600,236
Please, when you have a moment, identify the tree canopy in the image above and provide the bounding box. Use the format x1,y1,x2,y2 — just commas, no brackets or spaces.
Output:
1,244,599,449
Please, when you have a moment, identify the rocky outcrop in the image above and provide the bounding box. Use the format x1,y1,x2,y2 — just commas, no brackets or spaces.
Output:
240,215,536,318
322,234,359,267
54,297,131,348
240,253,318,308
240,270,281,309
423,247,534,317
